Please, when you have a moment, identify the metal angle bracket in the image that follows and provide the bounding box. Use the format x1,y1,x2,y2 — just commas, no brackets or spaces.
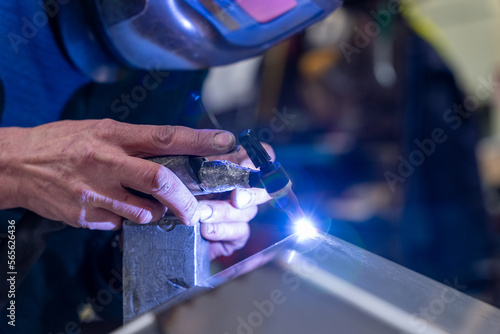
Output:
122,217,210,323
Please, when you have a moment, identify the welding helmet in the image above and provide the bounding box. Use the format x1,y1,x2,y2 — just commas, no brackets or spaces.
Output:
59,0,343,82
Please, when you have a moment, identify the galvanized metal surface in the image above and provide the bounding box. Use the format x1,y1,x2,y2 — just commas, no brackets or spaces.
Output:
198,160,254,193
148,156,254,195
115,233,500,334
122,217,209,323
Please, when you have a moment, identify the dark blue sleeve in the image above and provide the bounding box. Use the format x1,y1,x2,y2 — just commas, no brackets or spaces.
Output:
0,2,90,127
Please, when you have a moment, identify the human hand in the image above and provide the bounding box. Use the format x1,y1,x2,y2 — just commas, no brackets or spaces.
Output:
198,143,275,259
0,119,235,230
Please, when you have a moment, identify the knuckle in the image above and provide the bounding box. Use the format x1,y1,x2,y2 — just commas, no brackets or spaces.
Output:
152,125,176,147
77,145,116,170
221,243,234,257
131,207,153,225
193,130,205,149
147,166,173,195
78,144,98,165
180,198,198,221
95,118,120,138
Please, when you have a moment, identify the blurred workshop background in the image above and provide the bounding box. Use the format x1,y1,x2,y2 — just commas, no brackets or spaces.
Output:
199,0,500,305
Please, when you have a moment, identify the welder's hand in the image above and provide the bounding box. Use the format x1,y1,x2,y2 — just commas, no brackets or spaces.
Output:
0,119,235,230
200,144,275,259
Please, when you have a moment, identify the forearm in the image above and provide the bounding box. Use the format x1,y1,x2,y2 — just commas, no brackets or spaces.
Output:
0,127,28,210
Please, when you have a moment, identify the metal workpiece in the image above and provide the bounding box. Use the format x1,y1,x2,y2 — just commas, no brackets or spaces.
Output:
198,160,260,193
122,217,210,323
148,156,260,195
115,233,500,334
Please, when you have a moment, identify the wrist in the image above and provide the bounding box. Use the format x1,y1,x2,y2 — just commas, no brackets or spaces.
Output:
0,127,29,209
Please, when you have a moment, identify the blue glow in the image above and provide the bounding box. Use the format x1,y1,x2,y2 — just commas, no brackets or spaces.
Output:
294,218,317,237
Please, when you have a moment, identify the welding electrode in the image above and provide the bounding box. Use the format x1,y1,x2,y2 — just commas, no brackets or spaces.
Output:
145,155,261,196
239,130,305,222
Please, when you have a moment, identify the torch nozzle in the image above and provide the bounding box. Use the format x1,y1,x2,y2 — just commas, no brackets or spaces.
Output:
273,188,305,223
239,129,305,223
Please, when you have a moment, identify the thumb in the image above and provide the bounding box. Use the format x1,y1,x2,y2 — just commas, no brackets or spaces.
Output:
109,123,235,157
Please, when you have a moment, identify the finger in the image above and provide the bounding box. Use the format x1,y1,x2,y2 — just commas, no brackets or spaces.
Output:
261,142,276,161
210,243,233,259
117,157,200,226
207,148,248,164
198,200,258,224
209,238,249,260
100,120,235,157
239,158,256,169
87,189,166,225
231,188,272,209
79,208,124,231
202,221,250,242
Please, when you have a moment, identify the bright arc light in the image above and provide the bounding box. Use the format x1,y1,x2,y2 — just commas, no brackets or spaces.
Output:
294,218,317,237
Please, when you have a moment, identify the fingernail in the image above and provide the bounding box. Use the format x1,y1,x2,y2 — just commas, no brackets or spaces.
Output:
214,132,235,149
227,145,241,154
206,223,216,235
199,203,214,221
236,189,253,208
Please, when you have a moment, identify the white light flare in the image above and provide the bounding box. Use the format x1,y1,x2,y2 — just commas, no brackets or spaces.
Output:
294,218,317,238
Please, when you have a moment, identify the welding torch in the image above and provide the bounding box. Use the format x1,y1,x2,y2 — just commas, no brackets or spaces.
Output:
239,130,305,223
